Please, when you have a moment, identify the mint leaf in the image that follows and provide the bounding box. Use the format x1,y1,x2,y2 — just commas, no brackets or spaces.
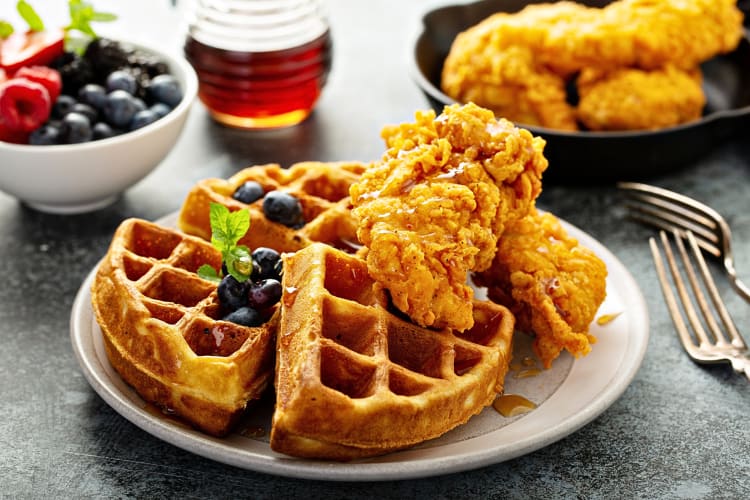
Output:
198,202,253,283
91,12,117,22
66,0,116,38
197,264,221,283
225,245,253,283
209,203,250,256
17,0,44,31
0,21,14,39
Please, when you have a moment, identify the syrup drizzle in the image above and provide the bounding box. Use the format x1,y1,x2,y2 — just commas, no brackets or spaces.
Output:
495,354,540,417
493,394,537,417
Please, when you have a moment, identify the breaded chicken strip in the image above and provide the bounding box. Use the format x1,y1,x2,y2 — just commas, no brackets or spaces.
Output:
576,66,706,131
445,0,742,76
474,207,607,368
441,0,743,130
441,40,578,130
567,0,744,73
350,103,548,331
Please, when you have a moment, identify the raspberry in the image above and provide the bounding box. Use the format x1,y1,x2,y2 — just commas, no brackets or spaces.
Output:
0,120,29,143
14,66,62,102
0,79,52,133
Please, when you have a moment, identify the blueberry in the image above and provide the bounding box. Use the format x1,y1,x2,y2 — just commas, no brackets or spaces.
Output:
149,102,171,118
222,306,263,327
233,181,265,204
77,84,107,110
29,123,61,145
60,112,93,144
129,109,160,130
71,102,98,124
217,274,248,312
106,70,138,95
51,95,77,119
92,122,118,140
147,74,182,107
103,89,140,128
133,97,147,113
247,279,282,310
251,247,282,281
262,191,304,227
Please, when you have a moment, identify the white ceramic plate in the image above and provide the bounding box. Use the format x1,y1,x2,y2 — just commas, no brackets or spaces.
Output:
70,212,648,481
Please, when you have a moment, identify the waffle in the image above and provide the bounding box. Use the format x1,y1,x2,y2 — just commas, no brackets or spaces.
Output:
177,161,366,253
270,243,515,460
91,218,277,437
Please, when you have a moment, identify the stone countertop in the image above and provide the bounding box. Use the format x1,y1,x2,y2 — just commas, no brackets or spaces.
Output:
1,1,748,497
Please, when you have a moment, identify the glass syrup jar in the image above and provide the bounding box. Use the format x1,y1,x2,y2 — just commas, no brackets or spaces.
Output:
183,0,332,129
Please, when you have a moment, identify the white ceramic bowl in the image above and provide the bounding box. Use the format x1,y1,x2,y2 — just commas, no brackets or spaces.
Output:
0,39,198,214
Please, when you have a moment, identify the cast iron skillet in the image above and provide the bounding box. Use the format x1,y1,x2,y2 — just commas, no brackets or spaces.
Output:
411,0,750,183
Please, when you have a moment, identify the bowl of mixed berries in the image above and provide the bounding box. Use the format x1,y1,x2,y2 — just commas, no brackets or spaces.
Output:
0,4,198,213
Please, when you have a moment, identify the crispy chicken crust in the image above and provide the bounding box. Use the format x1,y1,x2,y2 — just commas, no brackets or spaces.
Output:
441,0,743,131
350,103,548,331
474,208,607,368
576,66,705,131
441,40,578,131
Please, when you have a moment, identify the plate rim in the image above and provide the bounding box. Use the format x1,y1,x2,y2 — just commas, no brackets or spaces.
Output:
70,211,649,481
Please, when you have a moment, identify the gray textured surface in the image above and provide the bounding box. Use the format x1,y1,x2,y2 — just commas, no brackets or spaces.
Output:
1,1,749,497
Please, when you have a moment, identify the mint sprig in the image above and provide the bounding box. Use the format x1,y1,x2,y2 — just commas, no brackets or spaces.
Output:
197,203,254,284
0,0,116,43
66,0,117,37
17,0,44,32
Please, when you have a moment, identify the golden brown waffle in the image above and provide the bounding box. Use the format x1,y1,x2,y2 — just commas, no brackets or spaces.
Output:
177,161,366,253
91,218,277,437
270,243,515,460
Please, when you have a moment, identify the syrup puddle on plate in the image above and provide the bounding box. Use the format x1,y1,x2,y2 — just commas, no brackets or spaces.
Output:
493,394,537,417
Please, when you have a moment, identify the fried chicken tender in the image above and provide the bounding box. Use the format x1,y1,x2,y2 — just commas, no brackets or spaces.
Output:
350,103,548,331
441,0,743,131
498,0,744,75
577,66,706,131
474,208,607,368
441,39,578,130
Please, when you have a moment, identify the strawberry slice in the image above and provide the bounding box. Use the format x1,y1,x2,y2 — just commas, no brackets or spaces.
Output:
0,78,52,133
0,29,65,75
15,66,62,102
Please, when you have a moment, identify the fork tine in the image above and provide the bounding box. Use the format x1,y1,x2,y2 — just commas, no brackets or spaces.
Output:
657,230,715,348
683,231,747,351
618,182,725,225
622,190,719,235
619,182,721,256
649,235,703,358
621,182,750,305
672,230,728,347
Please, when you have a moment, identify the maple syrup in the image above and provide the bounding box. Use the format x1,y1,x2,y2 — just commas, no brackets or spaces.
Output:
493,394,537,417
184,0,332,129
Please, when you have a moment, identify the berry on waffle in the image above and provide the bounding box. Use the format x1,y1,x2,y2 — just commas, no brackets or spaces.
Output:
177,161,366,254
91,218,277,436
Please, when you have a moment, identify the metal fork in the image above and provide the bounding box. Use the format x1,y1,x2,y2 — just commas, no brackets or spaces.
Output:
650,229,750,381
619,182,750,303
